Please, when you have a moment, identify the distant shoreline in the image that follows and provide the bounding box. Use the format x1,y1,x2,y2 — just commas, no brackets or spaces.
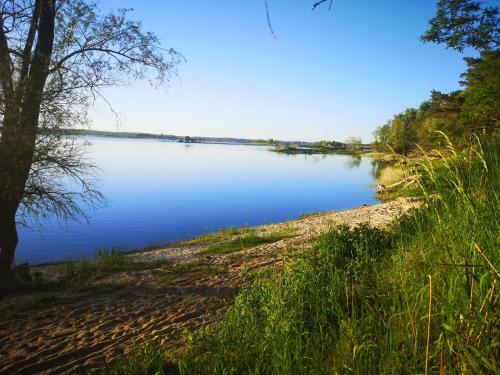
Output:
63,129,372,154
63,128,313,147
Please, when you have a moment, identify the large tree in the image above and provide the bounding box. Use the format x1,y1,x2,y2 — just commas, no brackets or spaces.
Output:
0,0,182,279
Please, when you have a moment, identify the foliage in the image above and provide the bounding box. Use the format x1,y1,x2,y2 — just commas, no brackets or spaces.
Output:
421,0,500,52
460,50,500,134
186,226,247,244
311,140,345,149
373,1,499,155
17,132,104,227
345,136,363,152
181,223,394,375
387,109,418,155
373,54,498,154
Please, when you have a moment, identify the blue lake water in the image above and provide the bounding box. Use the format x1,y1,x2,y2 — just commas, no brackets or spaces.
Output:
16,137,380,264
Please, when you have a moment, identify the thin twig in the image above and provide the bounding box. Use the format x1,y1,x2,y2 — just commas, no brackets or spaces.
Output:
312,0,333,11
473,243,499,278
263,0,276,39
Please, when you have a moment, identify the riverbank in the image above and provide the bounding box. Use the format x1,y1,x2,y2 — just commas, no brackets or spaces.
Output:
0,198,419,374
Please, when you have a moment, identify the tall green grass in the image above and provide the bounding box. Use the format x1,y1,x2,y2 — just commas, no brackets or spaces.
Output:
95,341,177,375
179,224,394,374
63,248,135,284
107,139,499,374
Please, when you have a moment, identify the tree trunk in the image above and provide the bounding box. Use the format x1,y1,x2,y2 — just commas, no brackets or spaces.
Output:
0,129,28,274
0,203,18,272
0,0,55,273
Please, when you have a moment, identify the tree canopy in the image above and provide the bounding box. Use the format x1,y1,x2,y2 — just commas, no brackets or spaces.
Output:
421,0,499,52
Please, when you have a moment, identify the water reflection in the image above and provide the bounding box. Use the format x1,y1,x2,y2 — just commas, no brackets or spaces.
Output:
17,138,380,264
369,159,391,180
344,155,362,169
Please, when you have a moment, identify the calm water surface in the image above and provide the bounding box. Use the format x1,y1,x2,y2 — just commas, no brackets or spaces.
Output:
17,138,380,264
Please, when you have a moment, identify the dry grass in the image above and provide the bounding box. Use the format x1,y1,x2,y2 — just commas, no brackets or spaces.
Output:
377,165,408,186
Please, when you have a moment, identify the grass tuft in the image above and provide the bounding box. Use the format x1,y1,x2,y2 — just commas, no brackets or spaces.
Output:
184,226,250,245
62,248,137,284
94,341,177,375
202,227,297,255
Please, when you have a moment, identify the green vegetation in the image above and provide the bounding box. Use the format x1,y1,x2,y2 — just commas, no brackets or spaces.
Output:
254,138,277,145
272,145,320,154
202,227,298,255
345,136,363,152
179,223,393,374
95,341,177,375
421,0,499,53
107,138,498,374
272,144,360,155
62,248,139,284
373,162,421,201
157,259,217,286
272,138,370,155
62,129,181,141
183,226,249,245
374,0,499,156
298,212,322,219
373,57,499,154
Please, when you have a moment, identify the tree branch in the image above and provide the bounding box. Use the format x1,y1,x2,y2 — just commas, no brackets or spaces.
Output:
312,0,333,11
0,13,15,105
16,0,42,105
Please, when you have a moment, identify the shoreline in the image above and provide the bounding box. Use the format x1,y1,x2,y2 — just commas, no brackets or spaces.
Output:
30,196,413,278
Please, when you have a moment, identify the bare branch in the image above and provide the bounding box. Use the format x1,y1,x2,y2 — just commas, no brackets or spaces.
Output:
0,13,16,103
263,0,276,39
312,0,333,11
15,0,41,105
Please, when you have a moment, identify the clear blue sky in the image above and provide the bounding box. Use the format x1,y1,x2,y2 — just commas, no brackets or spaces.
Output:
91,0,475,143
